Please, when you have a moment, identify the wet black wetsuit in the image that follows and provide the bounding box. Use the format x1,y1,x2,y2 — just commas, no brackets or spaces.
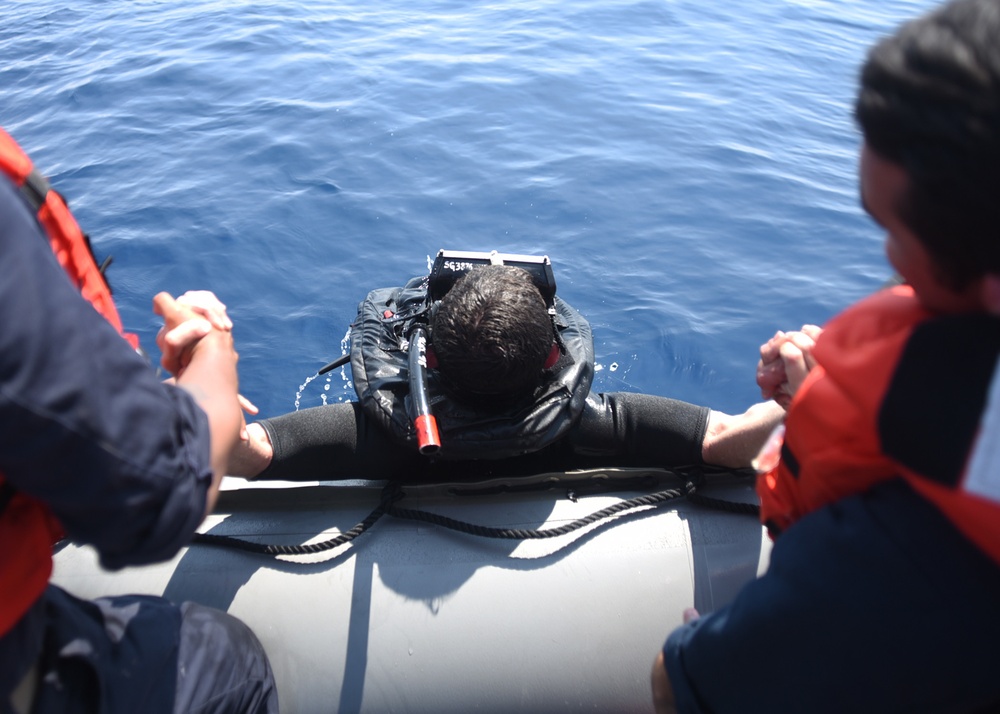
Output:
254,278,711,483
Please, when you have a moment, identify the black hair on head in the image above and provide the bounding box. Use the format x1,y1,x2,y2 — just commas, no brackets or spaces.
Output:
855,0,1000,289
431,265,553,405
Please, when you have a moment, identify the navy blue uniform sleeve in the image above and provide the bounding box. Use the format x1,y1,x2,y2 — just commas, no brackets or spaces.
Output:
0,176,212,569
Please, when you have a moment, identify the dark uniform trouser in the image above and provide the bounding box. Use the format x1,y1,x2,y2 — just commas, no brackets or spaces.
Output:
12,586,277,714
662,479,1000,714
174,601,278,714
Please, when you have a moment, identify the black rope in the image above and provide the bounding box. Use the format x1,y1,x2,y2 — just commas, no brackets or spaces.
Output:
191,473,758,558
687,490,760,516
191,482,402,556
385,484,690,539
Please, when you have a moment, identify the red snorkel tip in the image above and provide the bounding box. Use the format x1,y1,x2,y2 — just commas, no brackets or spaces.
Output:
415,414,441,455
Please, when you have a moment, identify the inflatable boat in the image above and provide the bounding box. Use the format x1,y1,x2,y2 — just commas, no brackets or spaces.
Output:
51,465,769,713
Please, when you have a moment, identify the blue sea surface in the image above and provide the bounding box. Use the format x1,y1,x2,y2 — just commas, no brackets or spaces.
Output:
2,0,939,419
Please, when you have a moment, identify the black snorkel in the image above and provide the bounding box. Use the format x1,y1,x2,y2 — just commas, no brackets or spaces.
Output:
407,323,441,455
317,319,441,455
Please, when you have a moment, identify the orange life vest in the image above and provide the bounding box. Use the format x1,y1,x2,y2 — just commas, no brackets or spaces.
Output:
0,127,138,637
758,285,1000,565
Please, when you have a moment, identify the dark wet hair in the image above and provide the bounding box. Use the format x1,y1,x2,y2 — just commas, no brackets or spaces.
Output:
431,265,553,403
854,0,1000,289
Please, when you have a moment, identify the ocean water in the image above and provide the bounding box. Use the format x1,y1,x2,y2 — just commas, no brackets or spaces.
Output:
2,0,939,419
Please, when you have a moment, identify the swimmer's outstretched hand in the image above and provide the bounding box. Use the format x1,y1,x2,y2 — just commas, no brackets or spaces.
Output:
154,290,257,420
756,325,822,409
154,291,215,376
173,289,234,330
227,422,274,478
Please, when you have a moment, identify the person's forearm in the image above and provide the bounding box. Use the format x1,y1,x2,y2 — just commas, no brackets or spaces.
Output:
701,401,785,469
569,393,709,466
254,404,397,481
175,329,241,515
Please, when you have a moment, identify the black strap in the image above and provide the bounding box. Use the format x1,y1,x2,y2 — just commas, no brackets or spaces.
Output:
19,168,117,292
19,168,50,211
